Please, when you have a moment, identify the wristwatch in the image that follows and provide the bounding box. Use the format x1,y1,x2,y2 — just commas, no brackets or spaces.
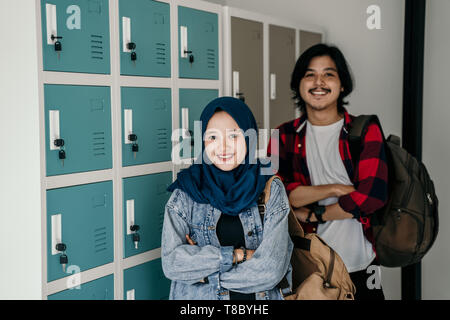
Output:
313,204,326,224
306,210,314,223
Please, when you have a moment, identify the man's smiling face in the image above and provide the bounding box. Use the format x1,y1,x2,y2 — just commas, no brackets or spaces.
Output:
299,55,344,112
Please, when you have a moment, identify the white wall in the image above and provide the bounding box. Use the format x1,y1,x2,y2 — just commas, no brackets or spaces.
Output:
0,1,42,299
207,0,405,299
422,0,450,300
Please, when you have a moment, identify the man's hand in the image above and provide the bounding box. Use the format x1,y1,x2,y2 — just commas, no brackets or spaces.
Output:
294,206,318,223
289,184,352,208
331,184,355,197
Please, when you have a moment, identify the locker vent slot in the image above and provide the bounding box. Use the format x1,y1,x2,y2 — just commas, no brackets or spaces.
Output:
156,128,168,150
155,43,167,65
91,35,104,60
153,99,167,111
94,227,108,253
156,184,166,195
207,48,216,69
92,132,106,156
153,12,165,25
88,0,102,14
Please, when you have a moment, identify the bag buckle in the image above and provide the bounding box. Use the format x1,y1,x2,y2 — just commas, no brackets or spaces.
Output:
258,203,266,213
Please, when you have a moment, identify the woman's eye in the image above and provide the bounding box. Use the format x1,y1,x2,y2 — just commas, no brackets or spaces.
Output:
325,73,335,77
229,134,238,139
206,135,216,141
304,73,314,78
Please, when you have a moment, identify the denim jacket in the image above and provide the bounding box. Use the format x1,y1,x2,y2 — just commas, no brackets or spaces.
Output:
161,178,293,300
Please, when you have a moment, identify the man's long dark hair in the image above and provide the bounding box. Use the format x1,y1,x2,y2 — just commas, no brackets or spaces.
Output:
290,43,354,113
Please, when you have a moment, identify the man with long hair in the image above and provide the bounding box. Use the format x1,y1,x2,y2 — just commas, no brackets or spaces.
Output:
268,44,388,300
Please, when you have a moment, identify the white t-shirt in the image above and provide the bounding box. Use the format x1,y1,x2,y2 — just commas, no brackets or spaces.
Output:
305,118,375,273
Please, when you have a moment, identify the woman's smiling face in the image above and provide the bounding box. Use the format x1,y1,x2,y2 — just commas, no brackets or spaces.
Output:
204,110,247,171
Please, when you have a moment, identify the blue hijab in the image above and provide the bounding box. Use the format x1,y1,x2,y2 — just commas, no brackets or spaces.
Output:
167,97,272,216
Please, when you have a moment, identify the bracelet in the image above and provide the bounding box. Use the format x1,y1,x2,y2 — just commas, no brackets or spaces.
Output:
313,205,326,224
314,212,325,224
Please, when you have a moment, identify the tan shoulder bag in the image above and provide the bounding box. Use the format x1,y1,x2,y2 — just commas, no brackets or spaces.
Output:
259,176,356,300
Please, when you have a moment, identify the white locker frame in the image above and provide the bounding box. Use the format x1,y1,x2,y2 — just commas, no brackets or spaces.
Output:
35,0,222,299
223,6,326,138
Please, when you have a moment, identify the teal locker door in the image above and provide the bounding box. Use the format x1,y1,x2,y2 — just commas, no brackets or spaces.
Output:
179,89,219,159
123,172,172,258
121,87,172,166
48,274,114,300
178,6,218,79
123,259,170,300
44,85,112,176
47,181,114,282
41,0,110,74
119,0,171,77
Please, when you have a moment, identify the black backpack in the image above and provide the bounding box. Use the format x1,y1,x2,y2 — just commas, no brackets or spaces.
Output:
348,115,439,268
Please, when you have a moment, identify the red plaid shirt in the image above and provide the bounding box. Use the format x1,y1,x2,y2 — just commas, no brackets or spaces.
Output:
267,108,388,250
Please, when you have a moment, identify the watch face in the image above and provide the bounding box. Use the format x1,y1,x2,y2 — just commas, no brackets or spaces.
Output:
315,205,326,215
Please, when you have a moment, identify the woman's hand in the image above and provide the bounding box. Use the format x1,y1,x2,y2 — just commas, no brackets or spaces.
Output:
233,248,255,264
186,234,197,245
186,234,255,264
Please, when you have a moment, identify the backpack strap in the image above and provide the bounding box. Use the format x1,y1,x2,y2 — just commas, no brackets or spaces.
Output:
348,114,385,168
257,175,279,226
348,115,387,228
257,175,292,294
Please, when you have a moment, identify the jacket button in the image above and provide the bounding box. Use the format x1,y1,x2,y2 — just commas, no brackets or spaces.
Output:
247,231,253,236
312,228,317,232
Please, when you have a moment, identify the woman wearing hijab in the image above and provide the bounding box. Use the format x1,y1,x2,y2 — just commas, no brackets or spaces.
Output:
161,97,293,300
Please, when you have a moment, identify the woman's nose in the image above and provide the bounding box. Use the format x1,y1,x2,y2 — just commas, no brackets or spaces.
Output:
219,137,233,153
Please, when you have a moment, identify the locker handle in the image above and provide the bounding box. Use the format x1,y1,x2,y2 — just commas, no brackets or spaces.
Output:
126,289,135,300
123,17,132,52
46,3,58,45
181,108,189,139
126,199,135,236
180,26,188,58
270,73,277,100
49,110,61,151
124,109,133,144
51,214,62,255
233,71,240,99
